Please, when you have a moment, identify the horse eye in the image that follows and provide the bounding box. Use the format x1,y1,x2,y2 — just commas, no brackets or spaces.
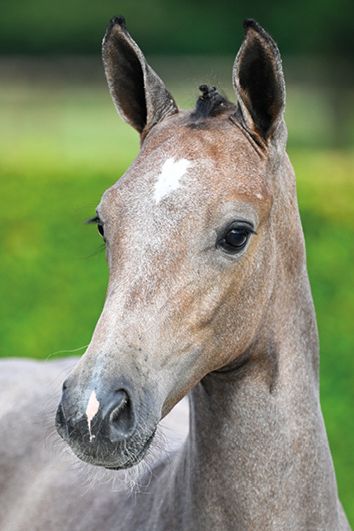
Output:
97,223,104,238
217,223,254,254
86,214,106,241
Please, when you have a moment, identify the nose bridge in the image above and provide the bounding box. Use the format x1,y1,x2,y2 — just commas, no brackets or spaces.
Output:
89,270,179,362
87,288,145,355
74,301,164,399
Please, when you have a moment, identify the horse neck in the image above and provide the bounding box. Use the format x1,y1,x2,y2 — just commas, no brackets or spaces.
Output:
174,167,343,529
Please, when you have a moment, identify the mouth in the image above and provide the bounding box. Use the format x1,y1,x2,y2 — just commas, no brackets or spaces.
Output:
104,429,156,470
63,426,157,471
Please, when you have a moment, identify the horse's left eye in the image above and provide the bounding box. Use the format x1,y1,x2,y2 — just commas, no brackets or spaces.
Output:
97,223,105,238
217,223,255,254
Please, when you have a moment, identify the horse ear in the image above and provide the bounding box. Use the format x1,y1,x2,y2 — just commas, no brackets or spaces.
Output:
233,19,285,141
102,17,178,137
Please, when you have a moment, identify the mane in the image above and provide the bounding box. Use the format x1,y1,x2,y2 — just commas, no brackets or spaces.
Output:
190,85,235,121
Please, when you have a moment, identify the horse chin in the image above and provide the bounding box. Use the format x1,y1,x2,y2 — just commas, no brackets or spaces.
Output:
104,430,156,470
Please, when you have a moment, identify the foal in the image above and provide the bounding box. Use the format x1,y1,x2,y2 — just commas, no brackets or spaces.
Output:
0,17,349,531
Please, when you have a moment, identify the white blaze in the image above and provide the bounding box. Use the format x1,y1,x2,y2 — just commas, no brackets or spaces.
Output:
154,157,192,203
85,390,100,442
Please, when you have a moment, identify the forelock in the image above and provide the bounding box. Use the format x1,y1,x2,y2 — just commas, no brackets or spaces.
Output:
190,85,235,123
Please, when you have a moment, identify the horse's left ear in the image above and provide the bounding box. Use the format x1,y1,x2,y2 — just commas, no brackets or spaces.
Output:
233,20,285,141
102,16,178,137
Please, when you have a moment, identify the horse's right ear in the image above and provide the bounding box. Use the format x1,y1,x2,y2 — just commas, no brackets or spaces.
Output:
102,17,178,138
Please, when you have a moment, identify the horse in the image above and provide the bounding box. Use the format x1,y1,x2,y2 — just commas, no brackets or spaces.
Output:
0,17,350,531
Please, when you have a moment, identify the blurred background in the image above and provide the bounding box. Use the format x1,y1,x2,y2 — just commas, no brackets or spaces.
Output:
0,0,353,522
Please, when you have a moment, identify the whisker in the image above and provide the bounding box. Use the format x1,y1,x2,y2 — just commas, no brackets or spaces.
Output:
44,344,89,361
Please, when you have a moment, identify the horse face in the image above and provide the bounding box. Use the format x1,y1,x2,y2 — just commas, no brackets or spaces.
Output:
56,18,288,469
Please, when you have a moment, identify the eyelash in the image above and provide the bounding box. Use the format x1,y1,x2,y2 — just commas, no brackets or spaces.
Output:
86,215,105,240
86,215,100,224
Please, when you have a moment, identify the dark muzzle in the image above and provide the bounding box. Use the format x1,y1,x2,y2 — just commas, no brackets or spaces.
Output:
55,378,155,469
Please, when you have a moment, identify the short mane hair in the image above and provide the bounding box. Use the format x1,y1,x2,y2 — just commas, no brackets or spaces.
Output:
190,85,235,121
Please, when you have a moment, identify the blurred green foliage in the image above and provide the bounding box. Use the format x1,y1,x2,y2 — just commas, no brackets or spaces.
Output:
1,0,354,58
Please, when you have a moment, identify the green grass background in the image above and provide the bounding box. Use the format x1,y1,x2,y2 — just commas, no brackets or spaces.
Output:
0,59,353,522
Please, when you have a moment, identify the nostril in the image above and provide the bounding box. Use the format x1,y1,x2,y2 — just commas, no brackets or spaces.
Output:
55,402,68,438
56,403,65,424
109,390,134,440
110,391,128,422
